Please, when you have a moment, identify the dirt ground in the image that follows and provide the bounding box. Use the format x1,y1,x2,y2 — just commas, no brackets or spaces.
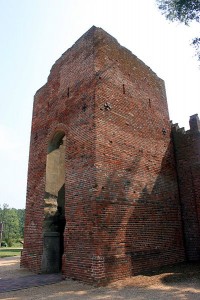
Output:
1,256,200,299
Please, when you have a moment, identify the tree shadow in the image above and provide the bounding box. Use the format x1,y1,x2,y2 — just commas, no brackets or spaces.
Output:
95,141,185,284
160,261,200,287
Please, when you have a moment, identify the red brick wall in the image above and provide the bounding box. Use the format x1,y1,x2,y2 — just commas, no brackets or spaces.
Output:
172,114,200,261
91,28,185,284
21,27,98,282
21,26,185,285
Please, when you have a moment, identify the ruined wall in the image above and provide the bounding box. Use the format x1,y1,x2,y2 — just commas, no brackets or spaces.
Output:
172,114,200,261
22,26,186,285
21,27,98,282
92,28,185,284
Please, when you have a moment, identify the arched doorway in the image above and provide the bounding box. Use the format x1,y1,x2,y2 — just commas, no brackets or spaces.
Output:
42,131,66,273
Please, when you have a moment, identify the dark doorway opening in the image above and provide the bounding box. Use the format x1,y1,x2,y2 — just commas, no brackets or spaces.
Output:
42,132,66,273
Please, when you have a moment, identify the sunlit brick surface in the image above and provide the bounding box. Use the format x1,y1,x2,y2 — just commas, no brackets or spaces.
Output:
21,26,200,285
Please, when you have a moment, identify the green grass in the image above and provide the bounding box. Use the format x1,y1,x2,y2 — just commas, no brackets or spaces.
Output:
0,248,22,258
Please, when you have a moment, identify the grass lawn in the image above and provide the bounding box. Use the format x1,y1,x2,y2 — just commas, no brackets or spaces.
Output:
0,248,22,258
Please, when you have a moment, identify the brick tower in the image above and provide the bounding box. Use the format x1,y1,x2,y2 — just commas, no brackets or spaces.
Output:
21,26,185,285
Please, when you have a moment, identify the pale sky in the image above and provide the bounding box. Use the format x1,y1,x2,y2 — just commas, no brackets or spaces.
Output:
0,0,199,209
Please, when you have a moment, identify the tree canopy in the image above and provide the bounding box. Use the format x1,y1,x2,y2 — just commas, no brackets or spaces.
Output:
157,0,200,60
0,204,25,246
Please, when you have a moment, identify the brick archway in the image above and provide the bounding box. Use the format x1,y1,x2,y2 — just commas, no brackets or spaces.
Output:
41,131,66,273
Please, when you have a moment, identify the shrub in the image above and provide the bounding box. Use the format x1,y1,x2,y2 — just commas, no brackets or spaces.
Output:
1,241,8,247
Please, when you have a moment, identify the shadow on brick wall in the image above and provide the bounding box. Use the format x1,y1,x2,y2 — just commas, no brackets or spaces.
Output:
94,141,185,282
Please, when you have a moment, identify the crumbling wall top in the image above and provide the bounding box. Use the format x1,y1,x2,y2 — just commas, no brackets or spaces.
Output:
189,114,200,133
172,114,200,135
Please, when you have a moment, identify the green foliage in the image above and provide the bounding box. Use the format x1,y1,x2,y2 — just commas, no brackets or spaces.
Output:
157,0,200,24
157,0,200,60
192,37,200,61
17,209,25,237
1,241,7,247
0,203,25,247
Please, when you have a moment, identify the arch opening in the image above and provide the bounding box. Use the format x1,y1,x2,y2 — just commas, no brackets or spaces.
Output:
42,131,66,273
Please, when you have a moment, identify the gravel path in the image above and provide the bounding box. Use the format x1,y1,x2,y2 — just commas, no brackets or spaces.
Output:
0,256,200,299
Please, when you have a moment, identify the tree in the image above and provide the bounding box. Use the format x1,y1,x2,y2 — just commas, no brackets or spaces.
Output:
4,209,20,246
157,0,200,60
0,204,25,246
17,209,25,237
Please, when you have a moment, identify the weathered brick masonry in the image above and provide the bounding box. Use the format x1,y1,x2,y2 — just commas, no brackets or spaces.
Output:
172,115,200,261
21,26,199,285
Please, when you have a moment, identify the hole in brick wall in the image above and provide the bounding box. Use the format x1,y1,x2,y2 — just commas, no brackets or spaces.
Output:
123,84,125,94
82,103,87,112
104,102,112,111
162,128,167,135
149,99,151,108
67,87,70,98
